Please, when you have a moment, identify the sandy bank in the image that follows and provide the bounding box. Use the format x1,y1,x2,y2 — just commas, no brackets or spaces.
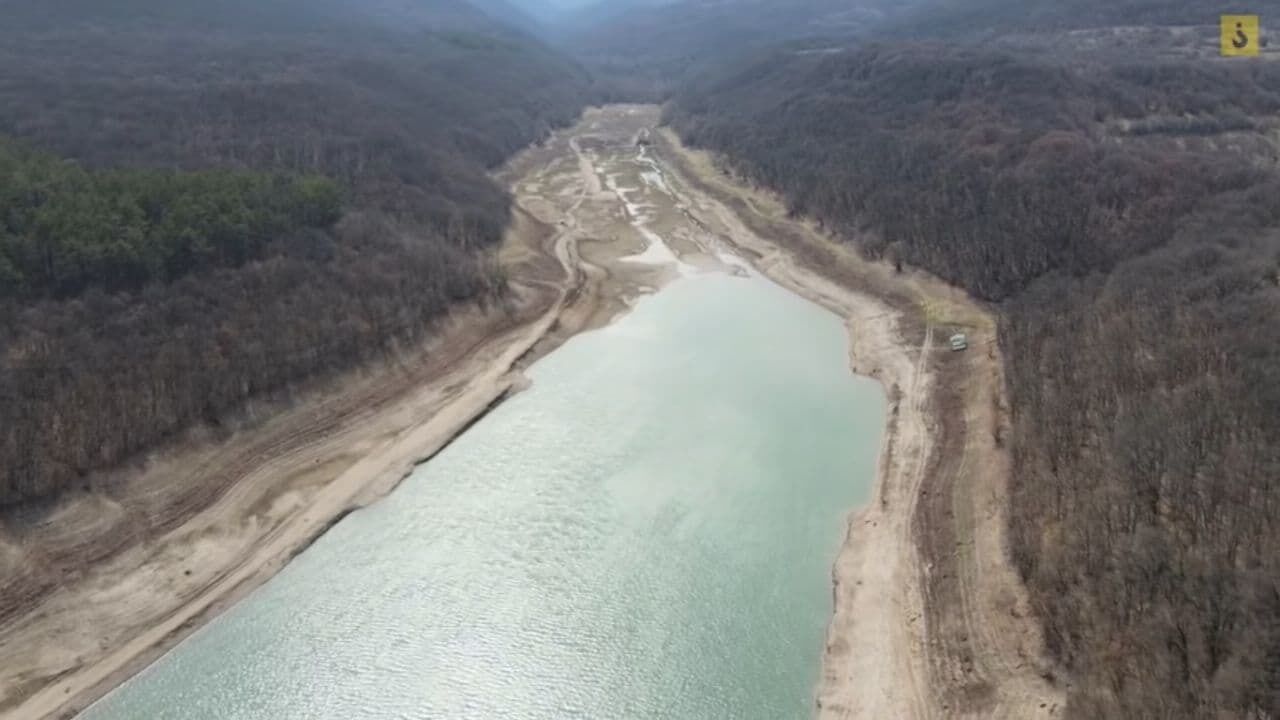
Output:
3,104,1061,720
2,227,570,720
0,107,676,720
651,125,1064,718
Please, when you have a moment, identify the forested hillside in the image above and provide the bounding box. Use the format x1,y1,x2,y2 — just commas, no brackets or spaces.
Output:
668,41,1280,718
0,142,341,299
0,0,594,506
563,0,927,97
913,0,1280,37
565,0,1280,97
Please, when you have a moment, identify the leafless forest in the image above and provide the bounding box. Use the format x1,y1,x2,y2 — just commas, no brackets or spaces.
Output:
0,0,595,506
667,39,1280,718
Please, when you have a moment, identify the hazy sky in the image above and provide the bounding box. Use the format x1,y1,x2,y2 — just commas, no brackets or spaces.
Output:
507,0,598,14
506,0,670,22
540,0,607,8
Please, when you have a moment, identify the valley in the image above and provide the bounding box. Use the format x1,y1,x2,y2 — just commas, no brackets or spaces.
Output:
5,103,1061,720
5,2,1280,718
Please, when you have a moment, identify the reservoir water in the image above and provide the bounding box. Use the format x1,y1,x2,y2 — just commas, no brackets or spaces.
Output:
81,271,885,720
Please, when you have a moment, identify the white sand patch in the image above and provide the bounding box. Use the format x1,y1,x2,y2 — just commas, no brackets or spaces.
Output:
605,163,694,274
604,173,642,197
640,170,672,196
715,248,758,276
624,201,655,223
621,227,697,277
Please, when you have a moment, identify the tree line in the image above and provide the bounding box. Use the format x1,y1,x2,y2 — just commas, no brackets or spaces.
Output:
0,139,341,299
668,42,1280,718
907,0,1280,39
0,2,595,507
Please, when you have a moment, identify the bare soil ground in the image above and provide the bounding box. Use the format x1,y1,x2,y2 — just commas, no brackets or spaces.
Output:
652,122,1064,719
3,104,1062,719
0,106,683,720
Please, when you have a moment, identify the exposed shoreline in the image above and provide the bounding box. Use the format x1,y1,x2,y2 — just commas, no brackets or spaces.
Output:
2,105,1060,719
652,127,1063,718
4,227,576,720
0,111,646,720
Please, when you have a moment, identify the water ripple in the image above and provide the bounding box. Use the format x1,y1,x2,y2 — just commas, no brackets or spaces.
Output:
82,275,885,720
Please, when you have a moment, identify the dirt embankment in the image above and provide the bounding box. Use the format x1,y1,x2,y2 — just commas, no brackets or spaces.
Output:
0,217,570,720
2,104,1061,720
0,107,666,720
651,126,1064,719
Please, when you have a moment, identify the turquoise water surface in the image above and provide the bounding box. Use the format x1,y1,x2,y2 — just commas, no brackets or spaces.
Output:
82,271,885,720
